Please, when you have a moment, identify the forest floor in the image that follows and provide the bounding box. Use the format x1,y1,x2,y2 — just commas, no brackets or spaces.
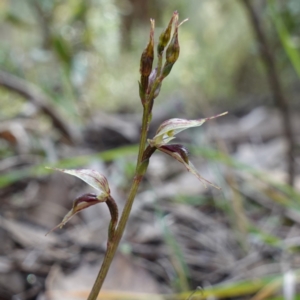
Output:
1,103,300,300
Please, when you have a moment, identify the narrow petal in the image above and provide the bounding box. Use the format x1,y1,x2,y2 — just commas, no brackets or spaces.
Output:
149,112,227,147
45,193,102,235
159,145,221,190
46,168,110,196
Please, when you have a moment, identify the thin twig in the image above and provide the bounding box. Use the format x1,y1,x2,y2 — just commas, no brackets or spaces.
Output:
241,0,295,186
29,0,53,49
0,70,76,143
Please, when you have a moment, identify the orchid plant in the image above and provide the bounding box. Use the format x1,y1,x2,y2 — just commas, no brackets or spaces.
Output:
46,12,227,300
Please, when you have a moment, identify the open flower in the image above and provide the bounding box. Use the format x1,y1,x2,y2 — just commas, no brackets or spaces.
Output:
148,112,228,189
148,112,227,148
45,168,111,235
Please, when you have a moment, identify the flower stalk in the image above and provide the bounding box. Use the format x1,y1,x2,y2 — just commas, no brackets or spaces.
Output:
87,168,146,300
46,11,227,300
86,14,180,297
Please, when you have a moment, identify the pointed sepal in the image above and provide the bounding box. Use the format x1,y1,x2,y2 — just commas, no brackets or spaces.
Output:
159,144,220,189
46,168,110,200
148,112,228,147
45,193,102,235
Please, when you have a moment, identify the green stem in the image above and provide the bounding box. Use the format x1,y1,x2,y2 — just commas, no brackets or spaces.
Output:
87,176,143,300
87,103,151,300
136,103,151,166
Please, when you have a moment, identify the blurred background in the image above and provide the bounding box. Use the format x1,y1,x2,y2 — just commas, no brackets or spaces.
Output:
0,0,300,299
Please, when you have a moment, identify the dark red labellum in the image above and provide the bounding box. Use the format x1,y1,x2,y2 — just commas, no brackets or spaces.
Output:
73,193,99,212
160,144,189,164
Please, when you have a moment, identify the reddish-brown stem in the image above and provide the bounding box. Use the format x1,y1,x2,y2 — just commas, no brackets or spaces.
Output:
105,196,118,244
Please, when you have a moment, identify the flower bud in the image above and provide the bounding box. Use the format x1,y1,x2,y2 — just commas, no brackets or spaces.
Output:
140,19,155,78
160,17,180,80
139,19,155,102
157,11,178,56
165,19,180,64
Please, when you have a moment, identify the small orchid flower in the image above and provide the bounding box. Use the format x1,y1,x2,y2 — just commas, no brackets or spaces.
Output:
148,112,228,189
45,168,111,235
148,112,228,148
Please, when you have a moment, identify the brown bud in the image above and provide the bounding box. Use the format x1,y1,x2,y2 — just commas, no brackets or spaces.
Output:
160,15,181,80
166,21,180,64
157,11,178,56
140,19,155,78
139,19,155,103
